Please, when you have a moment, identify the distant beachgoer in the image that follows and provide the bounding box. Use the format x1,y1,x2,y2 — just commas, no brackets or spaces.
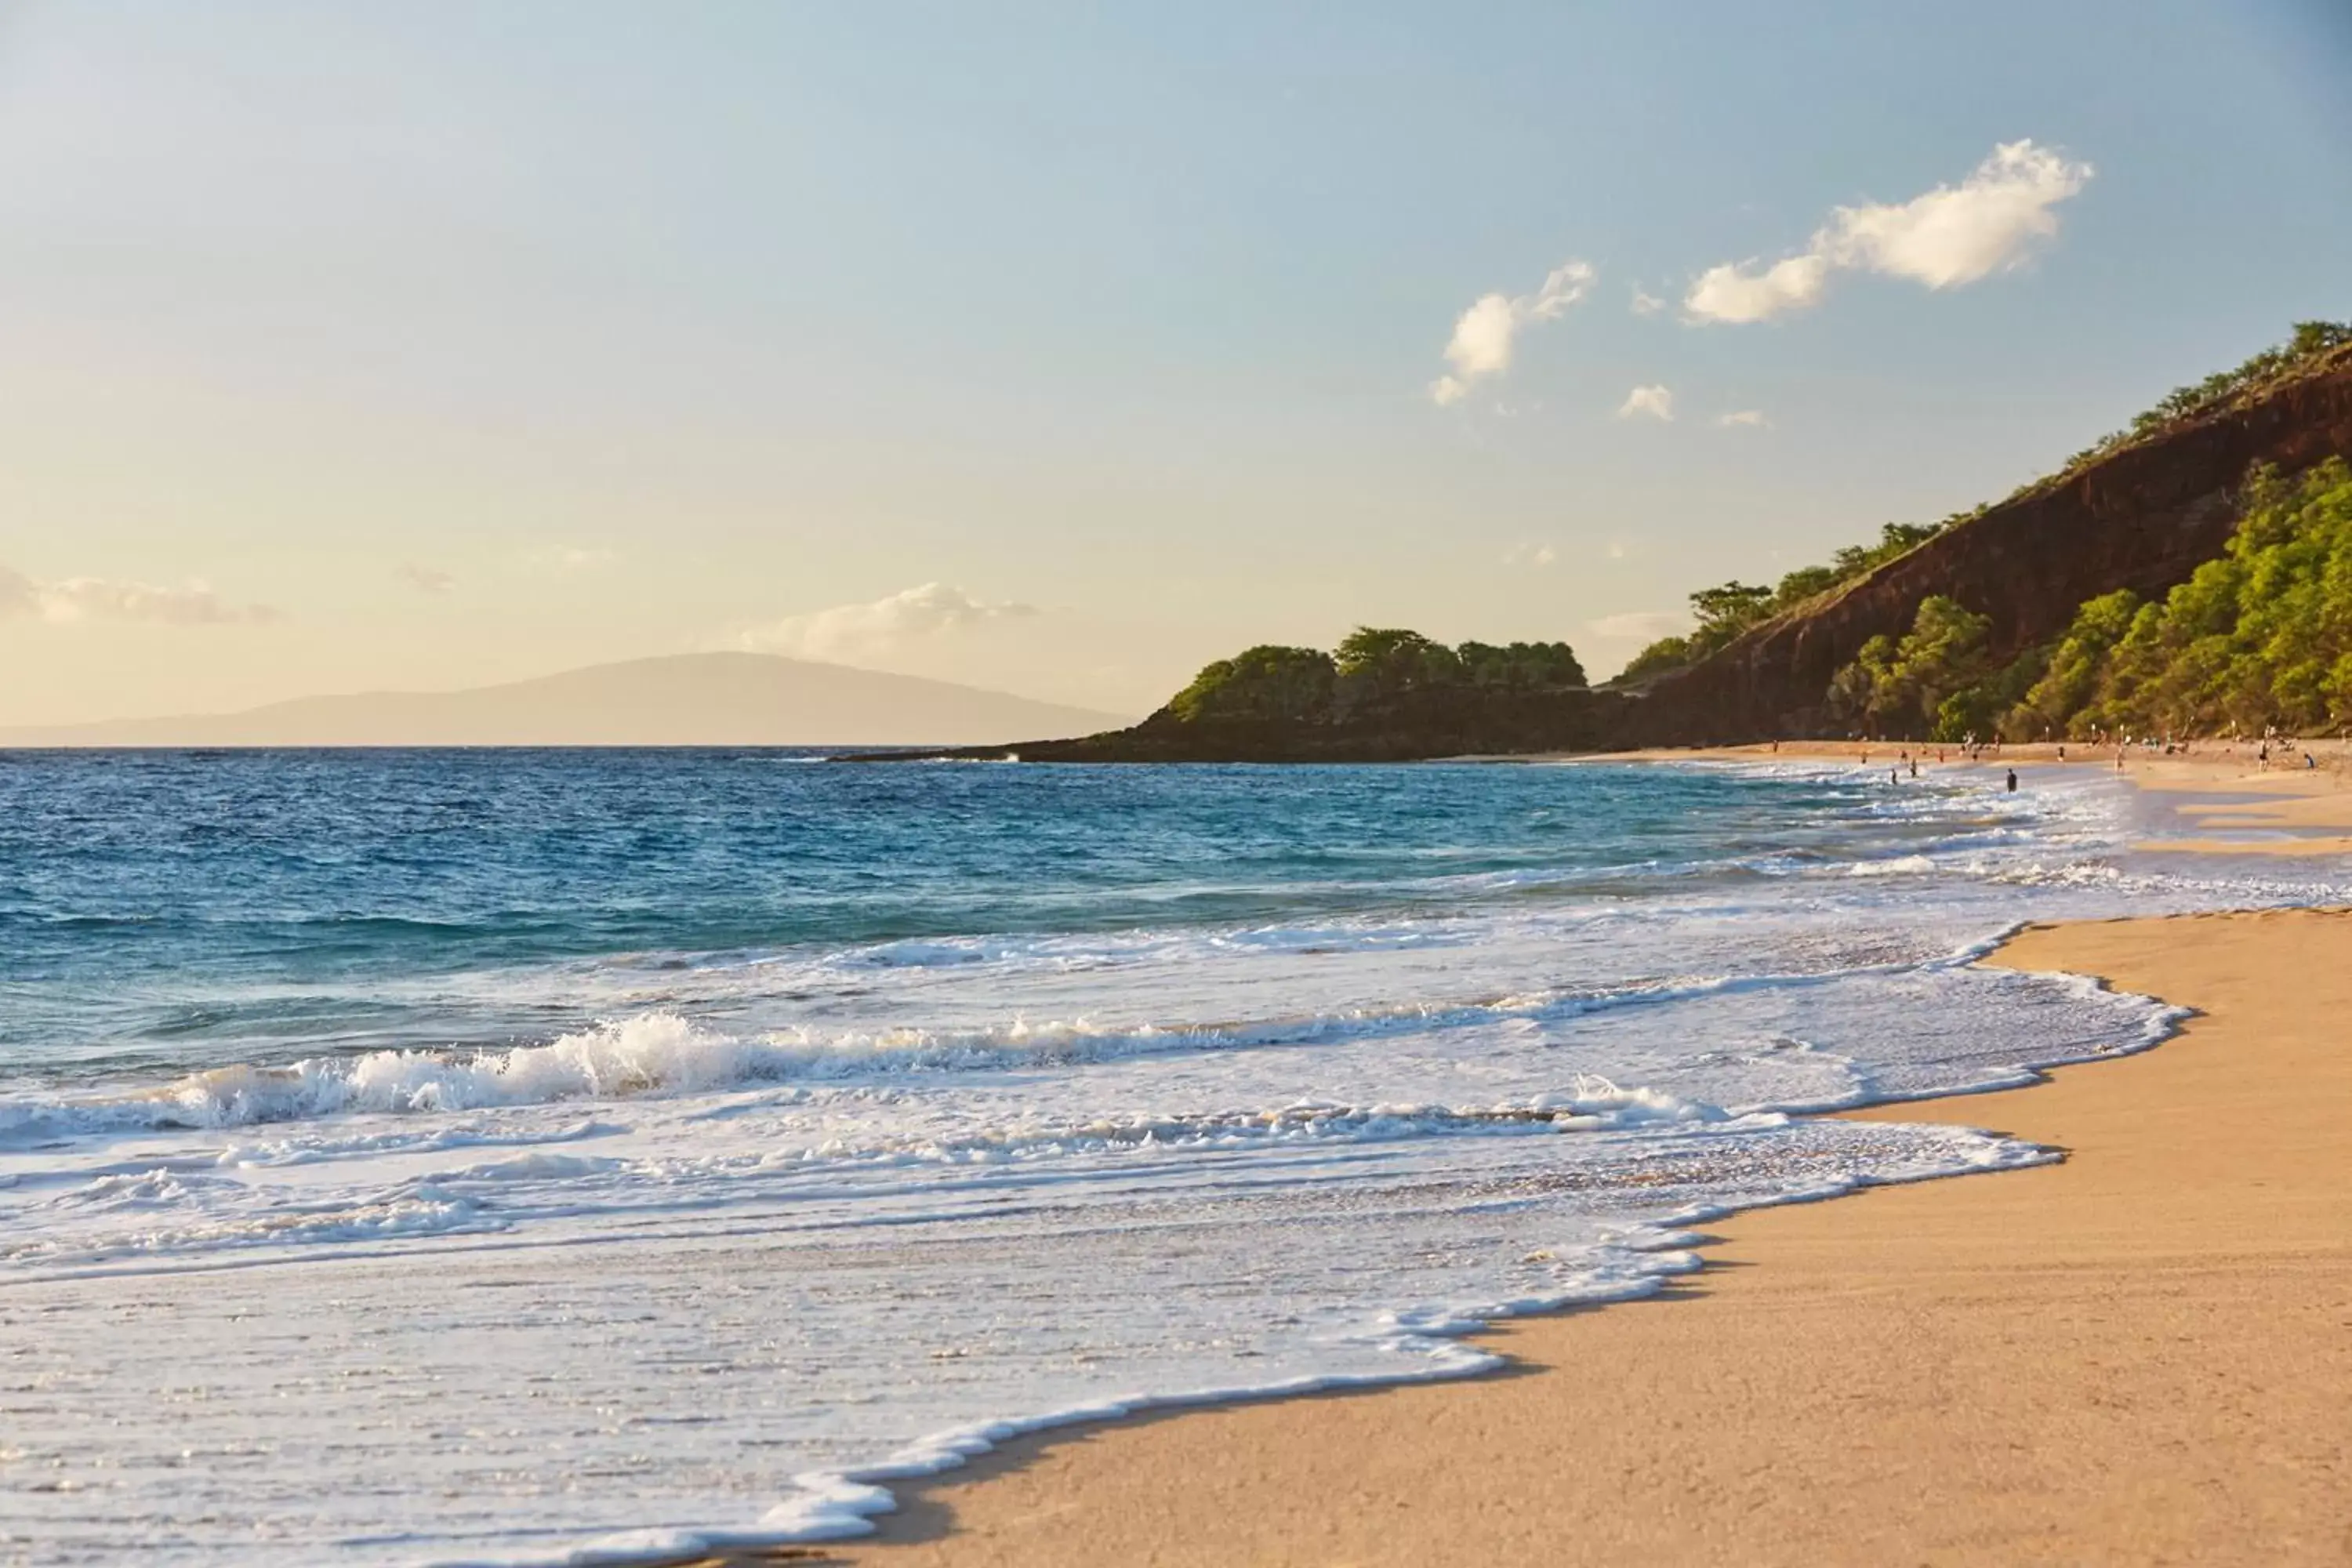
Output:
2057,745,2066,760
2005,769,2017,793
1890,767,1899,786
2307,752,2318,769
1909,758,1918,778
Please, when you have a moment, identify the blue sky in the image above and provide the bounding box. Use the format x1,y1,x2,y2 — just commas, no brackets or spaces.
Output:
1,0,2347,720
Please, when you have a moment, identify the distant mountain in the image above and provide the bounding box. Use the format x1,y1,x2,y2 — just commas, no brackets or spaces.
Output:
0,652,1133,748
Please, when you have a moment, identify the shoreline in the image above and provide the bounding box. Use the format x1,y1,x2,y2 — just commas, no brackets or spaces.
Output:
829,765,2352,1567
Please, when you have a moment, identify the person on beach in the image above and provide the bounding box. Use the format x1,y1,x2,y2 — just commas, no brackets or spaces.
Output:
1910,758,1919,779
2006,768,2018,792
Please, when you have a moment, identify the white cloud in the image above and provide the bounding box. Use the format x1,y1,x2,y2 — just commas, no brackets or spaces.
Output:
1617,384,1675,421
1428,258,1595,405
1715,408,1770,428
0,568,280,626
1501,542,1559,569
742,582,1040,662
1684,253,1832,325
397,564,457,593
1824,140,2095,287
1630,286,1667,317
1587,611,1690,641
1684,140,2092,324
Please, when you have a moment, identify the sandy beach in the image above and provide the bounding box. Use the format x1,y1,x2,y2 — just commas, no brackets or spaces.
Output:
837,757,2352,1566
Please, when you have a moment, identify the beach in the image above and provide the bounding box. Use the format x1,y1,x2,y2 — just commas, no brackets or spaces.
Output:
842,757,2352,1567
10,749,2343,1566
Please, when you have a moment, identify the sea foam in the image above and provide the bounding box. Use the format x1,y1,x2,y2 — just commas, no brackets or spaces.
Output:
0,753,2331,1566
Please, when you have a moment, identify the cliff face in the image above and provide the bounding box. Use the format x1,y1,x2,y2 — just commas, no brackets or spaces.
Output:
1611,348,2352,744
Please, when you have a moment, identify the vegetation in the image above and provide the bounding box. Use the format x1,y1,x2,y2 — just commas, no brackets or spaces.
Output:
1824,459,2352,740
2043,458,2352,735
1618,519,1965,682
1620,321,2352,688
1168,627,1586,724
1826,596,1994,740
2054,321,2352,479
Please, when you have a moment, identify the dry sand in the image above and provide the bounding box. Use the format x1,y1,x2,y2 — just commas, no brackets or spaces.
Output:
837,764,2352,1567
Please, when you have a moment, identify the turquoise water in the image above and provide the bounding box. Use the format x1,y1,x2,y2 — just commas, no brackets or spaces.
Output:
2,749,2077,1083
0,752,2328,1564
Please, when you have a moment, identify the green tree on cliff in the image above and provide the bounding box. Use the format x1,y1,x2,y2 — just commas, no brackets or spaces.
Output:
1168,644,1335,722
1825,596,1994,739
1167,628,1587,724
2056,459,2352,735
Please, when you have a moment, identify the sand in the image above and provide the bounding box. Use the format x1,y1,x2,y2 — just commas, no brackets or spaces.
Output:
837,766,2352,1567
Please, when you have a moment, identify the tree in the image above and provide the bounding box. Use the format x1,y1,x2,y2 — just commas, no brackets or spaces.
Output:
1167,645,1335,723
1690,581,1774,629
1456,641,1588,690
2289,320,2352,358
1617,634,1694,683
1773,564,1844,607
1332,626,1461,698
2006,590,2139,739
1827,634,1896,731
1823,596,1994,738
1164,626,1592,725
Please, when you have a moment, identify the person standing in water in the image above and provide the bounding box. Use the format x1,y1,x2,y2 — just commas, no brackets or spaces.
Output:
2006,768,2018,793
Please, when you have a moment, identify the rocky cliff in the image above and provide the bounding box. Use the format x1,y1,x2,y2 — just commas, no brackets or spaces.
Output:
1610,345,2352,744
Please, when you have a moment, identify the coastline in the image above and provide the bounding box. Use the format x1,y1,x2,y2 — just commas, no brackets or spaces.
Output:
833,761,2352,1566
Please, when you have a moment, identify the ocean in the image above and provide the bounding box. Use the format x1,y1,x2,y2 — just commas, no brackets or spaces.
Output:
0,750,2332,1566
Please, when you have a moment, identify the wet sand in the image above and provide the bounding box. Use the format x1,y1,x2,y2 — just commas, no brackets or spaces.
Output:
840,764,2352,1566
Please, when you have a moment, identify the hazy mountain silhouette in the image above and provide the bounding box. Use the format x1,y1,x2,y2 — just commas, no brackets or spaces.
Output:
1,652,1131,747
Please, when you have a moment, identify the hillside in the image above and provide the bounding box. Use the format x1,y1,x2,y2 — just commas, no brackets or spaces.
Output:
894,330,2352,763
1612,337,2352,744
0,653,1130,748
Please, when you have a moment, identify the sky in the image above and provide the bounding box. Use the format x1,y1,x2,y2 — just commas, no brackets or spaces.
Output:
2,1,2348,724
